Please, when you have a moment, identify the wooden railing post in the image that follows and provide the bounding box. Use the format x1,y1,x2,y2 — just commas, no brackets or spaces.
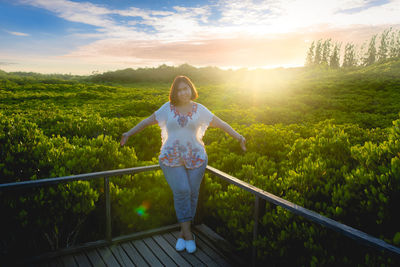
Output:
104,177,112,242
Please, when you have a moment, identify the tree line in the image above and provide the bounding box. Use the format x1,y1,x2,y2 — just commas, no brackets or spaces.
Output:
305,28,400,68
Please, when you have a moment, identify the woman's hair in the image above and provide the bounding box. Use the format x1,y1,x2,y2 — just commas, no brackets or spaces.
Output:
169,75,198,105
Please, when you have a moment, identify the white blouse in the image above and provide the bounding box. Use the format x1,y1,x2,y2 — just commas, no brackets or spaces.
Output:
155,101,214,169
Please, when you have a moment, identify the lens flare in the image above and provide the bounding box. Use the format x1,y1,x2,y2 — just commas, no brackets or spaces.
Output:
135,201,150,218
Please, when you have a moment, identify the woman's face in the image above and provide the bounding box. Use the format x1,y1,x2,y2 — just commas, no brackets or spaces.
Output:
177,81,192,104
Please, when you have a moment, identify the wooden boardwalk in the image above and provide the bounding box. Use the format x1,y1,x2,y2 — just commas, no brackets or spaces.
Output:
30,224,240,267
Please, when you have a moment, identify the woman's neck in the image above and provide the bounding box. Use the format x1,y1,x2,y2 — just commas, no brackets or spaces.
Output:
175,100,192,107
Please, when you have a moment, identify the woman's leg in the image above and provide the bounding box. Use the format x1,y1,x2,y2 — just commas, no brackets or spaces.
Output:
159,160,207,241
187,158,208,223
159,162,193,224
180,221,192,240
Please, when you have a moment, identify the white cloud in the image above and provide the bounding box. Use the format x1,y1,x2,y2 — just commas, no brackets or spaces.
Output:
5,30,30,36
12,0,400,73
19,0,215,41
20,0,115,28
216,0,400,34
19,0,400,40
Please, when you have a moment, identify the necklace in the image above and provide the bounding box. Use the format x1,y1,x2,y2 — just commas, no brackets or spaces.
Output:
170,102,198,127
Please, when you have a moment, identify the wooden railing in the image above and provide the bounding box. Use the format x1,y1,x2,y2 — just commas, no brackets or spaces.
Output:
1,164,400,266
0,165,161,243
205,166,400,266
0,165,162,265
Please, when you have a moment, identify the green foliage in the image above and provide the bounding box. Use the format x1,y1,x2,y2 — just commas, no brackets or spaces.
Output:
109,170,176,236
1,60,400,265
204,119,400,266
2,180,100,259
90,64,228,84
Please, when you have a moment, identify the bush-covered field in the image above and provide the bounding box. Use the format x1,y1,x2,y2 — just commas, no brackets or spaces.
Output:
1,61,400,266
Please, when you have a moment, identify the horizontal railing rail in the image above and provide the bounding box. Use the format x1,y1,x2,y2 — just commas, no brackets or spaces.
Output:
0,165,161,191
1,164,399,266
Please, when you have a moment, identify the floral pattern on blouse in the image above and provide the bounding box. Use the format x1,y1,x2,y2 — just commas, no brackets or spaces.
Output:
159,139,205,169
155,101,214,169
170,103,198,127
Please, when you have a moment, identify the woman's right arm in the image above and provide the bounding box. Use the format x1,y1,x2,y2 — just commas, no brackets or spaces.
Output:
209,115,246,151
120,113,157,146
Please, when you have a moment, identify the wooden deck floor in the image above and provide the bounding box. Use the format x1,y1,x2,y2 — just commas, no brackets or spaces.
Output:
31,224,239,267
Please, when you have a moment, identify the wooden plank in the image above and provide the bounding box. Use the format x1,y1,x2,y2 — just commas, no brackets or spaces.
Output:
60,254,78,267
26,223,180,266
171,231,219,267
142,236,178,267
163,232,206,267
131,239,163,267
194,232,231,267
194,224,244,266
109,244,135,267
73,252,92,267
84,248,107,267
25,239,108,264
96,246,120,266
206,165,400,256
121,241,149,267
195,224,232,254
112,223,180,244
178,230,230,267
152,234,192,266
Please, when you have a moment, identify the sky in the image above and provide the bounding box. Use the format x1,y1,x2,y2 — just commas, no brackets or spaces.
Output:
0,0,400,75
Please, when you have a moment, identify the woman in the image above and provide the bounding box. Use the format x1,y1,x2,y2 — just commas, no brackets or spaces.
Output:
120,75,246,253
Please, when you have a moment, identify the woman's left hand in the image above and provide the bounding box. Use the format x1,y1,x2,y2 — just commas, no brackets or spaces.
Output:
239,135,247,151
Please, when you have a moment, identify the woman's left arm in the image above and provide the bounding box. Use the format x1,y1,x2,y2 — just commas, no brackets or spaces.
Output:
209,115,246,151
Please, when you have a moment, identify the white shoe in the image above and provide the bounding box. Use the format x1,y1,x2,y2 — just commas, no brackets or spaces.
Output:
185,234,196,253
176,238,186,251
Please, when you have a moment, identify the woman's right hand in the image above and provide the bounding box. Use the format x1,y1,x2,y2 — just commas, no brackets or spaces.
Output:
120,133,129,146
